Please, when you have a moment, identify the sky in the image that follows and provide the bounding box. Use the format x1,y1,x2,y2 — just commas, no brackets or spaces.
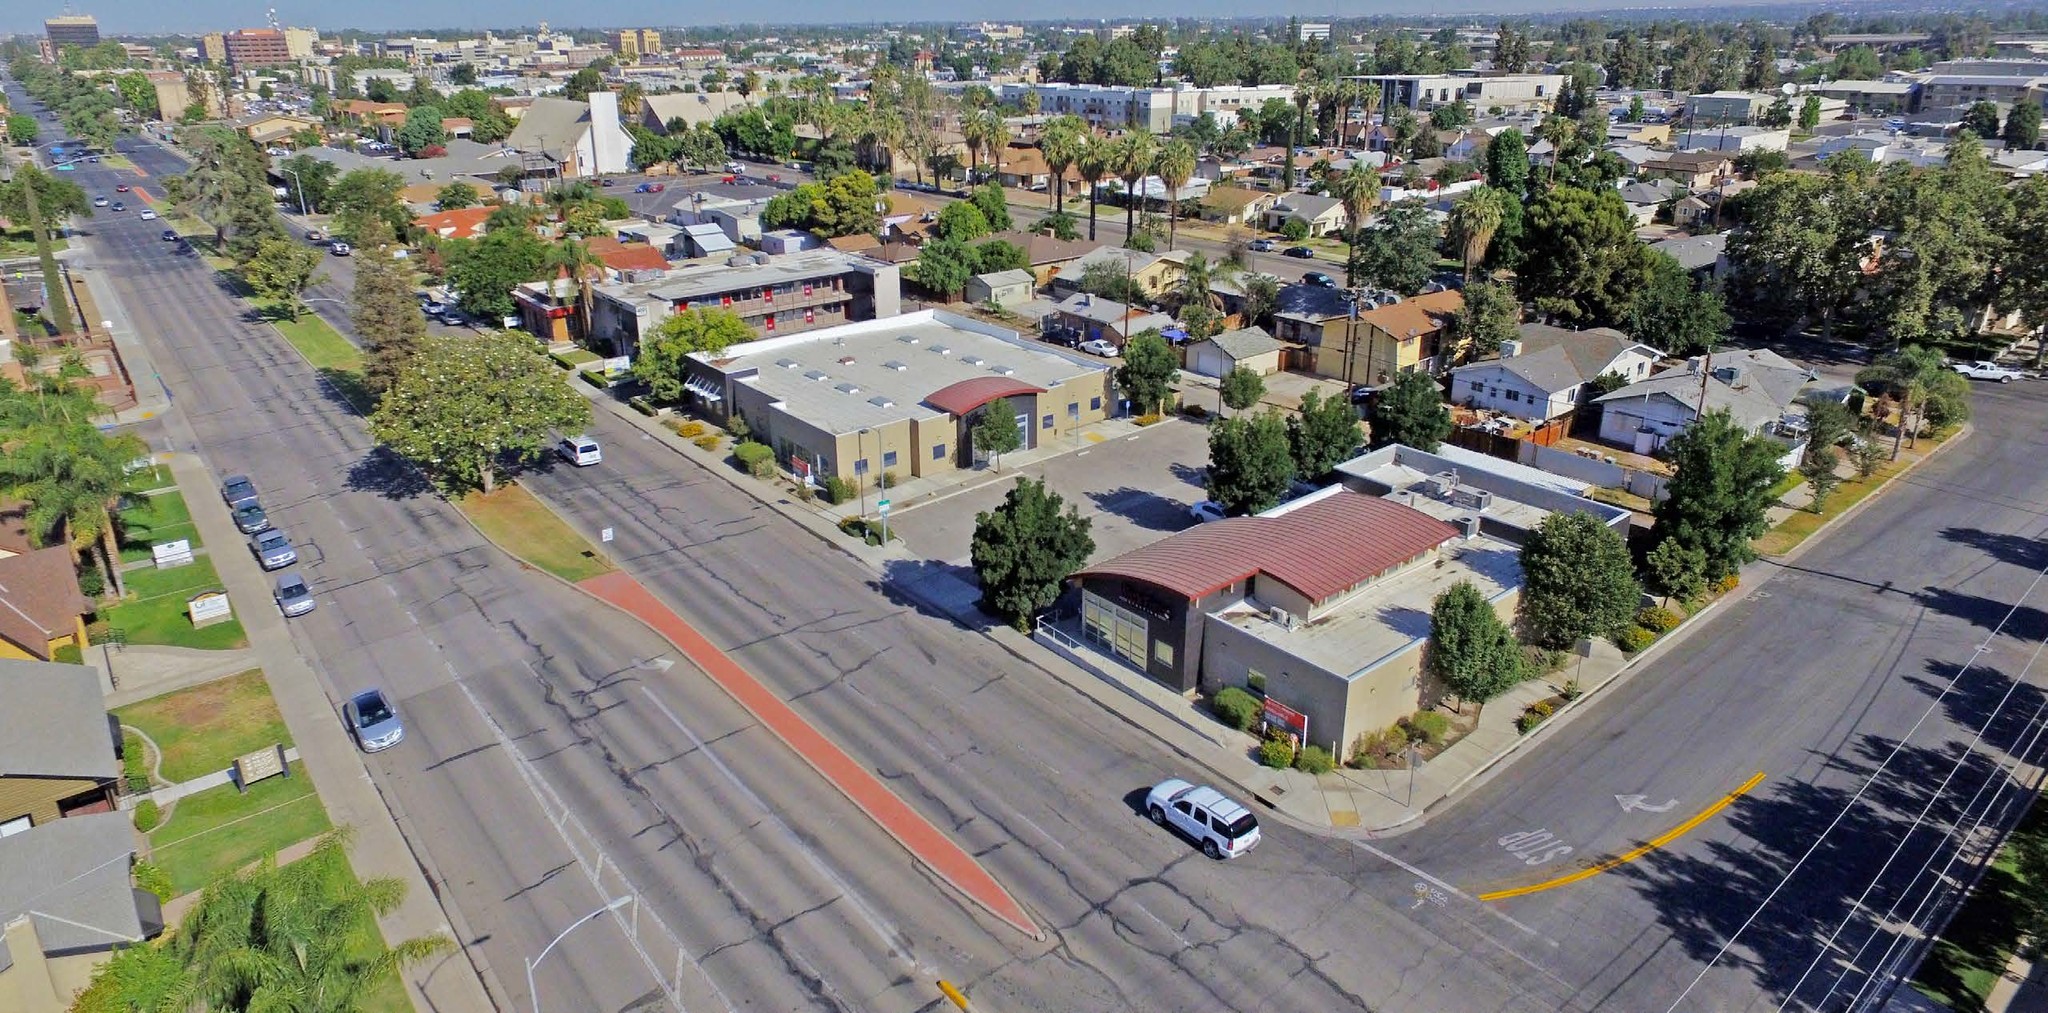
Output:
10,0,1749,37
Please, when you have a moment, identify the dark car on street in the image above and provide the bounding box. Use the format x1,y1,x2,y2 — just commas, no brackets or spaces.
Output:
221,474,259,509
1281,246,1315,259
232,503,271,534
1302,271,1337,288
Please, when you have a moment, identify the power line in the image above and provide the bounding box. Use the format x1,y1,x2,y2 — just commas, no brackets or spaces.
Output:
1663,561,2048,1012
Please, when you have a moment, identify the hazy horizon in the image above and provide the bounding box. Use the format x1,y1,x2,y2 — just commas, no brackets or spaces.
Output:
8,0,1858,39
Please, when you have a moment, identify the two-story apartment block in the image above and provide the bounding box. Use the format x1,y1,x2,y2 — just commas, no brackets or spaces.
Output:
586,249,903,357
1348,73,1565,114
1685,90,1781,125
1447,324,1662,423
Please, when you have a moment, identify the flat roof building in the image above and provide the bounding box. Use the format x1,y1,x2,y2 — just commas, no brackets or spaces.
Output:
1349,73,1565,113
678,310,1114,484
224,28,294,69
583,248,902,355
43,14,100,50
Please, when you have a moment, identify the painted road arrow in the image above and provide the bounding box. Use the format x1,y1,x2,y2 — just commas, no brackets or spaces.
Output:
1616,794,1679,814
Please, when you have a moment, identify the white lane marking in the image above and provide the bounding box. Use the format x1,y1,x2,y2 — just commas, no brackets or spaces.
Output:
1354,841,1574,993
1353,839,1550,942
637,685,927,977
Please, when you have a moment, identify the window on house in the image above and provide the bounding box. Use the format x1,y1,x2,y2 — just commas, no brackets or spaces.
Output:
1505,389,1521,402
1470,379,1484,393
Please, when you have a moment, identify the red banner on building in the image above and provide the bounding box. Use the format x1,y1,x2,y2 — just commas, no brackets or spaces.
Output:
1262,697,1307,741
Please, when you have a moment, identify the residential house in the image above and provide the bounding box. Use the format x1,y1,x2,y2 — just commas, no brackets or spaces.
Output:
1594,348,1817,452
666,190,776,244
0,546,91,662
616,222,685,261
965,269,1036,308
1442,129,1490,162
583,236,672,279
679,222,737,259
503,93,634,179
0,657,120,832
411,207,492,241
993,143,1077,193
1269,283,1354,350
1186,326,1284,378
1447,324,1662,423
983,231,1101,289
0,812,162,1013
233,112,320,147
1649,232,1731,280
440,117,473,140
1049,246,1190,300
329,99,408,139
585,248,903,357
1637,151,1735,189
1677,126,1792,153
636,91,750,135
1685,90,1780,125
1262,193,1348,238
1311,289,1466,384
1047,293,1176,346
1617,179,1684,226
1670,180,1754,232
1198,185,1280,226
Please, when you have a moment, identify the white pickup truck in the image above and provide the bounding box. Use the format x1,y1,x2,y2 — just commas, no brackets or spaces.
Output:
1951,360,2030,383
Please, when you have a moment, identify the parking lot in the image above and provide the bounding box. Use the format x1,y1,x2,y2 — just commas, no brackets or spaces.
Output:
887,415,1214,567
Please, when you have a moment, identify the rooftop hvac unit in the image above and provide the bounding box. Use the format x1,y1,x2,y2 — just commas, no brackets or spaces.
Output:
1451,488,1493,511
1458,515,1481,539
929,345,951,356
1268,606,1297,630
961,355,985,366
1428,470,1460,498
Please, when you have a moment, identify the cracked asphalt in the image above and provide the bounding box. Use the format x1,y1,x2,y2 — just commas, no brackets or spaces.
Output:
65,108,2048,1013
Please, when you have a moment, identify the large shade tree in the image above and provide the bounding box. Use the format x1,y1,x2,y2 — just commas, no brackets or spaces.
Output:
970,477,1094,628
369,332,592,493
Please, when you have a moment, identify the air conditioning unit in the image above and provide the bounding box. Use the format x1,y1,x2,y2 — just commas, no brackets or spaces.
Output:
1268,606,1296,630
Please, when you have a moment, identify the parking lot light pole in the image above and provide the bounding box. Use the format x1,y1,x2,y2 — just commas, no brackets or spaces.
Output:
526,895,631,1013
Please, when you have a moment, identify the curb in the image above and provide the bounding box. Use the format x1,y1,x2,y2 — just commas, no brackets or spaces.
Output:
1766,422,1974,567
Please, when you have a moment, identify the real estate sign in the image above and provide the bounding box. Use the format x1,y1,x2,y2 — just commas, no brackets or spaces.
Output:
187,590,233,625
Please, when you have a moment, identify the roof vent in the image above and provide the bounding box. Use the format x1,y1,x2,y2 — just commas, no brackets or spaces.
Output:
929,345,951,356
775,357,799,369
837,355,856,365
867,395,896,408
881,360,908,371
834,382,860,395
896,334,920,344
803,369,829,382
1268,606,1298,630
1459,515,1482,540
1428,470,1460,498
960,355,984,366
989,364,1014,376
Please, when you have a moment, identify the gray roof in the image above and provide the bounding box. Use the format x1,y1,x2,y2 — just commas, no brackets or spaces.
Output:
1272,193,1345,222
1274,283,1355,322
1196,326,1284,361
641,91,749,129
1513,322,1658,379
281,138,524,186
0,657,117,780
0,812,152,968
1696,347,1816,408
1650,232,1729,272
505,96,594,153
1474,343,1586,393
1594,369,1784,429
1051,292,1174,331
622,249,874,305
1618,179,1683,206
681,222,735,253
972,269,1036,288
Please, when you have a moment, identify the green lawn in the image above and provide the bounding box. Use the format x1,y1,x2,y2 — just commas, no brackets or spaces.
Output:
124,463,174,493
1914,803,2048,1011
266,303,363,374
0,227,67,257
118,489,201,563
101,557,250,650
115,669,290,783
458,483,616,583
147,761,331,896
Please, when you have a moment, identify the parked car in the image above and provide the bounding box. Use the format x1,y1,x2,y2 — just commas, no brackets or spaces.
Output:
1247,238,1276,252
436,307,466,326
92,196,108,207
1078,338,1120,357
420,299,448,317
343,689,404,752
221,474,259,509
110,202,124,212
138,209,157,221
1281,246,1315,259
160,229,178,242
1145,779,1262,859
634,182,665,193
1189,500,1228,524
305,228,325,242
558,435,603,466
232,503,271,534
273,572,316,617
1302,271,1337,288
1952,360,2029,382
600,177,618,186
724,161,744,173
250,529,297,570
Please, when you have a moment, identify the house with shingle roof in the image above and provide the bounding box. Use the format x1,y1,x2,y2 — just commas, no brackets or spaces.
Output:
0,657,120,829
1197,185,1279,226
1594,348,1817,451
1448,324,1662,422
1186,326,1285,378
0,810,161,1010
0,546,91,662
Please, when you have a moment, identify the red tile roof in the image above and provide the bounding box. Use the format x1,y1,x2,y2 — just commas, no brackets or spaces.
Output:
925,377,1047,417
413,207,493,239
584,236,671,273
1076,492,1458,603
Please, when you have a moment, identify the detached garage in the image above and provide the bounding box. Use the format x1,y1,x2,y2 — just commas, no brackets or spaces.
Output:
1186,326,1284,379
964,269,1036,309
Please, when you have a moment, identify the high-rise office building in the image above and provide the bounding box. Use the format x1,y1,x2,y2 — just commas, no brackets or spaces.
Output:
607,29,662,59
44,14,101,49
223,28,293,68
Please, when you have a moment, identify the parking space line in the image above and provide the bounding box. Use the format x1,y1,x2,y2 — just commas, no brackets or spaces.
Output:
1477,772,1767,902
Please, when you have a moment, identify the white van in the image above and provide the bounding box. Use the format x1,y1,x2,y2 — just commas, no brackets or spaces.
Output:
558,436,602,467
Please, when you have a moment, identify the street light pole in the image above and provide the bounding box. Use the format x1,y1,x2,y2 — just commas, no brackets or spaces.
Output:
856,427,870,519
526,895,631,1013
278,165,309,216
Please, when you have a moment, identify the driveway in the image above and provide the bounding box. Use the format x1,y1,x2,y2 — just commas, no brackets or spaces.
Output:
887,415,1213,566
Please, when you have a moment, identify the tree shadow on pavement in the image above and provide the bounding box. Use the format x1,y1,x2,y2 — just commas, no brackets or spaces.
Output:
1915,586,2048,646
345,446,434,501
1939,527,2048,572
874,557,997,634
1086,486,1191,532
1169,461,1209,489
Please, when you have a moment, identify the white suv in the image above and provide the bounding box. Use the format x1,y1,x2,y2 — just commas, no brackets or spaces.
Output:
1146,779,1261,859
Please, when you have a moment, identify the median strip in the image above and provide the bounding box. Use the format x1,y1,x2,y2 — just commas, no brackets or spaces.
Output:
1478,772,1766,902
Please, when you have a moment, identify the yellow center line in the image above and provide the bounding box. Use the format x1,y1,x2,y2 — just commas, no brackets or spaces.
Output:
1479,772,1766,902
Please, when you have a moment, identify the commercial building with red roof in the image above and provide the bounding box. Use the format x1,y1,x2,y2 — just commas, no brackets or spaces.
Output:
1067,444,1629,752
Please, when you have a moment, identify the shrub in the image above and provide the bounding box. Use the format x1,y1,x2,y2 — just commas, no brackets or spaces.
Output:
132,859,173,902
726,413,751,440
629,396,657,417
1348,725,1411,769
1211,686,1262,731
1636,605,1682,633
1613,625,1657,654
579,369,608,389
821,474,859,505
133,799,161,833
1516,698,1556,734
547,351,578,369
1294,744,1336,774
1407,710,1450,746
77,562,105,599
675,420,707,438
1712,574,1741,595
694,434,723,452
1258,736,1296,769
1279,219,1310,241
878,470,899,489
1134,412,1163,426
121,731,149,794
733,440,775,478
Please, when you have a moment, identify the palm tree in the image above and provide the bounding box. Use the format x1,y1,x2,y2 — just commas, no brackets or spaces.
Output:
1447,185,1510,280
1175,251,1241,314
1154,139,1196,251
961,114,988,185
1328,160,1381,288
0,409,146,598
1040,115,1085,213
1111,128,1158,240
980,110,1012,185
543,240,603,349
1863,344,1948,458
1076,134,1111,242
616,82,646,122
1536,114,1579,188
1287,72,1318,190
1355,82,1382,149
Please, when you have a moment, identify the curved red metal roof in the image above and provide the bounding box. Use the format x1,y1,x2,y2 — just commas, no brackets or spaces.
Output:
1075,493,1459,603
924,376,1048,417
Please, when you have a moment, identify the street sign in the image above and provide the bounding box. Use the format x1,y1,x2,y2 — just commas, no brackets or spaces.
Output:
877,498,890,514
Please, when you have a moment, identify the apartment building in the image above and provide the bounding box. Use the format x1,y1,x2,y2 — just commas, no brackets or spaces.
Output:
584,249,903,356
994,82,1295,131
1351,73,1565,113
224,29,294,69
1684,90,1781,125
44,15,100,49
609,29,663,59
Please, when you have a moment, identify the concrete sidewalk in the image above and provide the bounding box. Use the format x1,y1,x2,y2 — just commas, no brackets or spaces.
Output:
103,643,258,706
